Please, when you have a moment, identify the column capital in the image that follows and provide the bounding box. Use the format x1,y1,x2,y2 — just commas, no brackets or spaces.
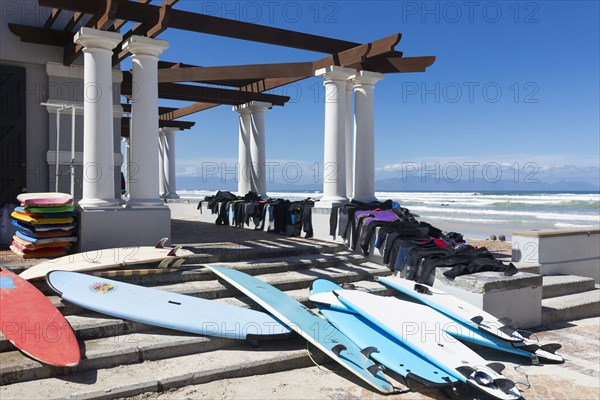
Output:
162,127,180,136
122,35,169,58
315,66,356,81
233,105,251,114
351,70,384,86
74,27,122,52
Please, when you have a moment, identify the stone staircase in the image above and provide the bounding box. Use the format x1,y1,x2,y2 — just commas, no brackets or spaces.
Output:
541,274,600,324
0,242,395,399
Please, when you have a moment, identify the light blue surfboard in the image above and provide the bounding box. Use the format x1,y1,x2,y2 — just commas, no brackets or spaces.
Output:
309,279,459,388
205,265,394,394
46,271,291,340
376,276,563,363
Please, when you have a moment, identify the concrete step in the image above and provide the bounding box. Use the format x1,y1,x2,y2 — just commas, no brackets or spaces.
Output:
0,261,390,351
0,277,393,383
542,274,597,299
513,262,541,275
0,339,322,400
542,289,600,324
29,251,368,296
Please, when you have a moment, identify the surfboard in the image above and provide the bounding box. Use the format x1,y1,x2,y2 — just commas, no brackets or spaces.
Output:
15,231,77,245
309,279,459,388
23,205,75,214
205,265,394,394
17,192,73,207
46,271,290,340
377,276,563,363
12,238,73,251
0,267,80,367
11,211,74,225
10,245,69,259
14,207,76,218
19,238,192,280
335,289,521,400
12,219,76,233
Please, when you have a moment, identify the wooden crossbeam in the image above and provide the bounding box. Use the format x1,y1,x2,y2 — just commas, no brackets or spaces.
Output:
159,103,218,120
39,0,361,54
8,23,71,47
157,62,314,83
361,55,436,73
122,72,290,105
121,117,195,137
121,104,179,115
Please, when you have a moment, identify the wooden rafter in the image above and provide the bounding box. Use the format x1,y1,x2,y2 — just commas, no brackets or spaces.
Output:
39,0,362,54
43,8,61,29
8,23,71,47
63,11,86,32
121,104,179,115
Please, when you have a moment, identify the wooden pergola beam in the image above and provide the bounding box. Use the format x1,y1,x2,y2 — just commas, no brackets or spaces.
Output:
121,104,179,115
159,103,218,120
121,117,195,137
8,23,72,47
157,62,314,83
43,8,61,29
39,0,362,54
122,72,290,105
63,11,86,32
361,55,436,73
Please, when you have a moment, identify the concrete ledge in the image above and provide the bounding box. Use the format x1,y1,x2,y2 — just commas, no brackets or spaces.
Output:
434,268,542,294
78,207,171,251
512,228,600,238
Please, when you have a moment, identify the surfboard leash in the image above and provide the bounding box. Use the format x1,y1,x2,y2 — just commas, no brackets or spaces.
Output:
512,365,532,391
304,342,342,373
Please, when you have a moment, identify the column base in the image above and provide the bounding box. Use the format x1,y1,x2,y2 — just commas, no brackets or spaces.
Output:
126,198,167,208
77,207,171,251
315,196,348,208
78,198,121,210
165,193,180,199
351,196,379,204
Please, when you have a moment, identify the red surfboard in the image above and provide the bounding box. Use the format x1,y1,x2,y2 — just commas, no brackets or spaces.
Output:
0,268,80,367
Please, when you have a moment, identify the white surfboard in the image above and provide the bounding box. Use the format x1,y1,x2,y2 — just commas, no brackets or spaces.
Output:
335,290,521,400
377,276,563,363
19,238,193,280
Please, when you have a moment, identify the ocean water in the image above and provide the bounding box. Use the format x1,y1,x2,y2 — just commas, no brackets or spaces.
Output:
178,190,600,240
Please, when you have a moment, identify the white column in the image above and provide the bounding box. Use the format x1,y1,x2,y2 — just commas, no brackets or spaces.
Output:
233,105,251,195
248,101,271,197
74,27,122,209
345,81,353,199
163,127,179,199
158,128,166,198
122,35,169,207
315,66,355,206
351,71,384,203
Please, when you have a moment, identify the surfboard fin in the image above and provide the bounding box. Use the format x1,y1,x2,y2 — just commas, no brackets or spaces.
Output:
170,258,186,269
414,283,432,295
456,366,475,377
331,344,347,356
367,364,385,376
155,237,169,248
498,317,513,326
167,246,182,257
471,316,484,325
486,362,505,374
540,343,562,354
493,378,515,393
516,343,541,353
499,325,517,337
360,346,380,358
157,258,172,269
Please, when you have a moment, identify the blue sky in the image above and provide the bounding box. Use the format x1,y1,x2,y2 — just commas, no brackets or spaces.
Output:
151,1,599,189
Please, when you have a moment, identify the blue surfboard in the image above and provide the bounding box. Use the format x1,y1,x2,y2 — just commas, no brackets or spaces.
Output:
15,230,77,244
205,265,394,394
309,279,459,388
46,271,291,340
12,219,76,232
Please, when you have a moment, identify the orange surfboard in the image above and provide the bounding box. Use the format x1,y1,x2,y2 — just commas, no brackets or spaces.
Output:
0,268,80,367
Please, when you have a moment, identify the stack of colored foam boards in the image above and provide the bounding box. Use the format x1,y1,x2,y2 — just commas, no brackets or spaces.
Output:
9,193,78,259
